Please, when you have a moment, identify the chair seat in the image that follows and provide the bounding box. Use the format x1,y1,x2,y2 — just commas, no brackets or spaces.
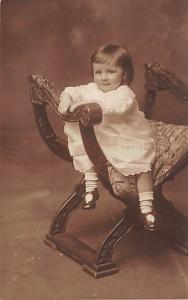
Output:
108,120,188,200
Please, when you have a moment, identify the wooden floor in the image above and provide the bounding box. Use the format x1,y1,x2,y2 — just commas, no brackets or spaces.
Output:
1,129,188,300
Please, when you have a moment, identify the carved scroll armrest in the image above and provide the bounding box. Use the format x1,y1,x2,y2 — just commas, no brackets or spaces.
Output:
29,75,79,122
29,74,80,161
72,102,102,126
29,75,61,109
144,62,188,118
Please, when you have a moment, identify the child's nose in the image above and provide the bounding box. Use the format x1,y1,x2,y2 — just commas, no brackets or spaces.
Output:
101,72,108,80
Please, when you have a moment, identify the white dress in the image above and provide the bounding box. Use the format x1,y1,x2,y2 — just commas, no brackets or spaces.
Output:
58,83,156,176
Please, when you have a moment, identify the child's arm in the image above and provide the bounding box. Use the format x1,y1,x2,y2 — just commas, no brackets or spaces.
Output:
58,92,73,114
100,88,138,117
102,95,137,116
70,88,137,116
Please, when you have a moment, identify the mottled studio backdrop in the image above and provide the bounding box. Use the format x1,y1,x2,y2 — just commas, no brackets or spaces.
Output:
1,0,188,130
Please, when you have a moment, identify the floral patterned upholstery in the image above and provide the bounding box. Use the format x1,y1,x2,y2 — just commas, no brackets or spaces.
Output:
108,120,188,200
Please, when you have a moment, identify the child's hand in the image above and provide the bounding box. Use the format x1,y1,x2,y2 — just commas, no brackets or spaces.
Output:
58,93,72,113
59,102,71,113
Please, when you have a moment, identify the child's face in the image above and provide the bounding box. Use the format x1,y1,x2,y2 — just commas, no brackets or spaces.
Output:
93,62,125,92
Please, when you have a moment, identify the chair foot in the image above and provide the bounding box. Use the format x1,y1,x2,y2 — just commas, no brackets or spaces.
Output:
83,262,118,279
45,232,119,278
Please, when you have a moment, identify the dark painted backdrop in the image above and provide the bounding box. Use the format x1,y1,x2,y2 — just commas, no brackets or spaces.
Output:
1,0,188,130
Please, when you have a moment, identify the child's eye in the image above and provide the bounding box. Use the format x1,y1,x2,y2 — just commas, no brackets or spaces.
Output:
108,70,115,74
95,70,101,74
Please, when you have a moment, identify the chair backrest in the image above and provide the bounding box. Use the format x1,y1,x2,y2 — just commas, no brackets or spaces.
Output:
143,63,188,119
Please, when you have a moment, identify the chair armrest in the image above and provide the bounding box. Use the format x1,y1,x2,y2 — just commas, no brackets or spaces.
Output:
73,102,103,126
29,75,79,122
29,75,61,110
144,62,188,118
29,75,75,161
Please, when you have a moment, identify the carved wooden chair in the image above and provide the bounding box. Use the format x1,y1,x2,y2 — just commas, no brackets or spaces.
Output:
29,63,188,278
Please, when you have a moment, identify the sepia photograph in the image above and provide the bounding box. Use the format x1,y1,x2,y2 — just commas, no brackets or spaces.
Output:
1,0,188,299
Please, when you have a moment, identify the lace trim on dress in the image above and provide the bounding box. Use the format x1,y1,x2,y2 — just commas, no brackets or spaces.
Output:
115,163,152,177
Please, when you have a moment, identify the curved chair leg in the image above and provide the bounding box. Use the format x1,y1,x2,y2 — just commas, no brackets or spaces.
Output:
155,186,188,255
82,207,137,278
44,180,85,246
49,180,85,235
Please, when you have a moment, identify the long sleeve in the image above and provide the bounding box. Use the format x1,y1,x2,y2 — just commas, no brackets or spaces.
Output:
58,86,81,114
96,86,138,117
58,83,138,117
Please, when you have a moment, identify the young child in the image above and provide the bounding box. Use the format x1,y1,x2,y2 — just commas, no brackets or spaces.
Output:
58,44,159,231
